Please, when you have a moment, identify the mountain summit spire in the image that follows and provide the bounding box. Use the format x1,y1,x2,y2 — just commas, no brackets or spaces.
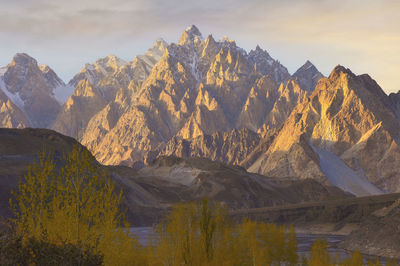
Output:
178,25,203,45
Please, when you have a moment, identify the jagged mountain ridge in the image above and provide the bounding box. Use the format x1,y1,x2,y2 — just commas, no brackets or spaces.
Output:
10,26,400,197
67,25,322,166
0,27,323,167
53,39,168,138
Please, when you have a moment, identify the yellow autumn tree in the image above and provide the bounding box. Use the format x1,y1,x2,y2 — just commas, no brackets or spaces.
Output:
152,199,227,265
340,250,363,266
10,145,138,265
149,199,299,266
309,238,331,266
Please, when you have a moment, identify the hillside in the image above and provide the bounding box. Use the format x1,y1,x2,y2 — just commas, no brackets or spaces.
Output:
0,128,349,225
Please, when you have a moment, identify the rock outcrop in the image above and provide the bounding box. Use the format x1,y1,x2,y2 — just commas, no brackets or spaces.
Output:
158,128,262,167
339,198,400,259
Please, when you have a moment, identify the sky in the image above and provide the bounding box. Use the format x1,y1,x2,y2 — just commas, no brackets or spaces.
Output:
0,0,399,93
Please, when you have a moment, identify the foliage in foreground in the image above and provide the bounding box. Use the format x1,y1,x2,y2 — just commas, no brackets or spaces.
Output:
0,234,103,266
134,199,394,266
143,198,299,265
7,147,399,265
308,238,398,266
10,145,139,265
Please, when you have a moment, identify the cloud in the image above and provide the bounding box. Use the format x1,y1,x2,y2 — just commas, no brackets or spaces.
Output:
0,0,399,92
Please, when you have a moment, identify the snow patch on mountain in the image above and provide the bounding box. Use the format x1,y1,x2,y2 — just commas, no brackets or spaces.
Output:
0,77,25,109
0,67,7,76
189,51,200,83
311,145,383,196
139,164,202,186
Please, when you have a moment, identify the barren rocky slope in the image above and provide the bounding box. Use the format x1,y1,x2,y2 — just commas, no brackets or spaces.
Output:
249,66,400,195
50,26,321,167
339,198,400,259
0,26,324,170
53,39,167,138
2,26,400,200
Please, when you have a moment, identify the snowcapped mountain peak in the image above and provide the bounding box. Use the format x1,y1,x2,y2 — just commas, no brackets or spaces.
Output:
178,25,203,45
220,35,235,44
249,46,271,62
153,38,168,49
102,54,128,69
248,46,290,84
185,25,202,36
0,67,7,76
1,53,62,127
79,54,128,77
145,38,168,61
294,60,317,73
39,64,65,88
304,60,313,68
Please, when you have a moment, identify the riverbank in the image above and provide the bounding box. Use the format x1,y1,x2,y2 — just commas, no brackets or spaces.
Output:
130,227,389,263
294,222,360,236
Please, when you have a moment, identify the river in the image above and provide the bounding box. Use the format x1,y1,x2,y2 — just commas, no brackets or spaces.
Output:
130,227,388,264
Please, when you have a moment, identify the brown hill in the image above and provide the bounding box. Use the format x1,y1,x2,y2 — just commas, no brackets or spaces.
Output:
0,128,348,226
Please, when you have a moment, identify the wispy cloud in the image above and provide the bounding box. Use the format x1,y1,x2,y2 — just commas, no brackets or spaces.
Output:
0,0,399,92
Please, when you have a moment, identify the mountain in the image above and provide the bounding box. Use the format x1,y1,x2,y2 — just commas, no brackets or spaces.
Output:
73,25,320,167
2,26,398,199
0,53,67,127
0,87,29,128
53,39,168,138
0,26,324,170
249,66,400,195
292,60,324,91
388,90,400,119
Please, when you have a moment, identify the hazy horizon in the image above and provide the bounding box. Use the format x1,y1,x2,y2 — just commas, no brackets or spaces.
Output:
1,0,399,93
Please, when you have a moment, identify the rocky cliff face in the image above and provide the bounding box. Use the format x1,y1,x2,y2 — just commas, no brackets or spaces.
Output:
53,39,168,139
0,26,323,170
1,25,399,205
249,66,400,195
0,87,29,128
157,128,262,167
75,26,319,166
0,53,65,128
